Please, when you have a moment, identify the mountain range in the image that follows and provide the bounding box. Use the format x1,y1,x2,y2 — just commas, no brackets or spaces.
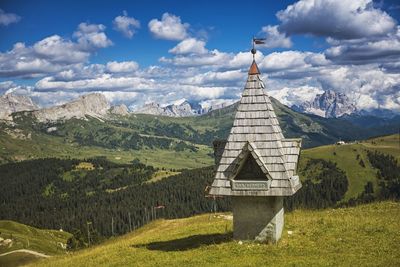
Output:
1,91,398,122
0,93,230,122
292,90,357,118
134,100,232,117
0,93,130,122
1,90,399,166
134,101,201,117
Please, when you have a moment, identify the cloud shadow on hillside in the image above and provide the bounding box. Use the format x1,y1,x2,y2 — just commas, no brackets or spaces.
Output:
132,232,233,251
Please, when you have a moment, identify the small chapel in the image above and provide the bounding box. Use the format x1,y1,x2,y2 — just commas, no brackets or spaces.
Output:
208,43,302,243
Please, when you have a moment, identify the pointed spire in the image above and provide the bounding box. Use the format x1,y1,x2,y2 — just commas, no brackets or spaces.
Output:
248,38,261,75
248,60,260,75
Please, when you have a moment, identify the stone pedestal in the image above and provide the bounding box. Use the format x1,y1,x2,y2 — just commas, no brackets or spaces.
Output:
232,196,284,243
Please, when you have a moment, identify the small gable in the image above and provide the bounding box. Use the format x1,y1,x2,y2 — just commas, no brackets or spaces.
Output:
235,154,267,181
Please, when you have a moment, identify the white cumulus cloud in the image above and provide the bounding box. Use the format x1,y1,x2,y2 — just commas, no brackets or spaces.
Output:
160,49,231,67
73,23,113,50
148,13,189,40
113,11,140,38
268,85,323,106
33,35,88,64
261,25,292,48
106,61,139,73
0,23,112,78
325,27,400,64
169,38,207,55
277,0,397,39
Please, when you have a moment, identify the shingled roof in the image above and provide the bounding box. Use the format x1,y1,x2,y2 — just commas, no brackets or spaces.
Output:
209,60,302,197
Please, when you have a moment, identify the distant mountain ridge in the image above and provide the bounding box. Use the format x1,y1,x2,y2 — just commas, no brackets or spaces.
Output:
292,90,357,118
0,93,232,122
1,91,398,124
134,101,199,117
0,93,131,122
134,100,231,117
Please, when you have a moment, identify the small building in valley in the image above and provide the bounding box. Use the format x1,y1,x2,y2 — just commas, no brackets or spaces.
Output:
208,45,302,243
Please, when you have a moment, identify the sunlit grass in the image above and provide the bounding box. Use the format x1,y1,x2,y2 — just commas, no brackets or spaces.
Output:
30,201,400,267
0,220,71,256
0,132,213,169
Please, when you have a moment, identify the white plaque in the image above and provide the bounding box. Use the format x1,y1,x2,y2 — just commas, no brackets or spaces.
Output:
231,180,270,191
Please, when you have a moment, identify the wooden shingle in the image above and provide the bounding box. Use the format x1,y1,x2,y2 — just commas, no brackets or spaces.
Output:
209,64,302,197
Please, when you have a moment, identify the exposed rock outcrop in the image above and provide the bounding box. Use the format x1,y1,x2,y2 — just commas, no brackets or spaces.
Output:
292,90,357,118
33,93,110,122
109,104,129,116
135,101,198,117
0,93,39,120
134,100,231,117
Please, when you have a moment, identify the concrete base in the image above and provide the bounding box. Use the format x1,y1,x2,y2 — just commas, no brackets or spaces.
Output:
232,196,284,243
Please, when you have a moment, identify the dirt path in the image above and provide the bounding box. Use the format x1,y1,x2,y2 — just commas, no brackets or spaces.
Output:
0,249,50,258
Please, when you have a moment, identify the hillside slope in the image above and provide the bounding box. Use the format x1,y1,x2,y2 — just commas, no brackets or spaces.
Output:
1,98,398,168
301,134,400,200
29,202,400,267
0,220,71,266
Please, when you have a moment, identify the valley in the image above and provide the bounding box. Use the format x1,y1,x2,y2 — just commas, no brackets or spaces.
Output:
0,94,399,267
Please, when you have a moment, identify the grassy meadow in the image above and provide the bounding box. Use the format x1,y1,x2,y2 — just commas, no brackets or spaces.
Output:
0,130,213,169
28,201,400,267
0,221,71,256
0,220,71,266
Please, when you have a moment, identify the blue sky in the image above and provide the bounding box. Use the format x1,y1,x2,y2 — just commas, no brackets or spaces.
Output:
1,0,303,66
0,0,400,111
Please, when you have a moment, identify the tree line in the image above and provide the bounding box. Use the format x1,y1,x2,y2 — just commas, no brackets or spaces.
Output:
0,158,230,240
285,159,348,210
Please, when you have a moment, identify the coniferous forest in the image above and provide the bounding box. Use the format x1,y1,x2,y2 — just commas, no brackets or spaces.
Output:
0,158,229,238
367,151,400,199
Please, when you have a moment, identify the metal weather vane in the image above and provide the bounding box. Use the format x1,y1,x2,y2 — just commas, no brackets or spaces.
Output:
251,37,266,59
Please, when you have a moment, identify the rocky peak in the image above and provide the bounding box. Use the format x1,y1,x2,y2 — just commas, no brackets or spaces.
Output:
292,90,357,118
33,93,111,122
135,101,198,117
0,93,39,120
169,101,198,117
135,102,166,116
134,100,232,117
109,104,129,116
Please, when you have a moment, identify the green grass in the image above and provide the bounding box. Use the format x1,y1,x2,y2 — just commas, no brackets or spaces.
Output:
0,131,213,169
300,134,400,200
134,146,212,169
0,221,71,256
147,170,181,183
29,201,400,267
361,134,400,160
0,252,41,267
